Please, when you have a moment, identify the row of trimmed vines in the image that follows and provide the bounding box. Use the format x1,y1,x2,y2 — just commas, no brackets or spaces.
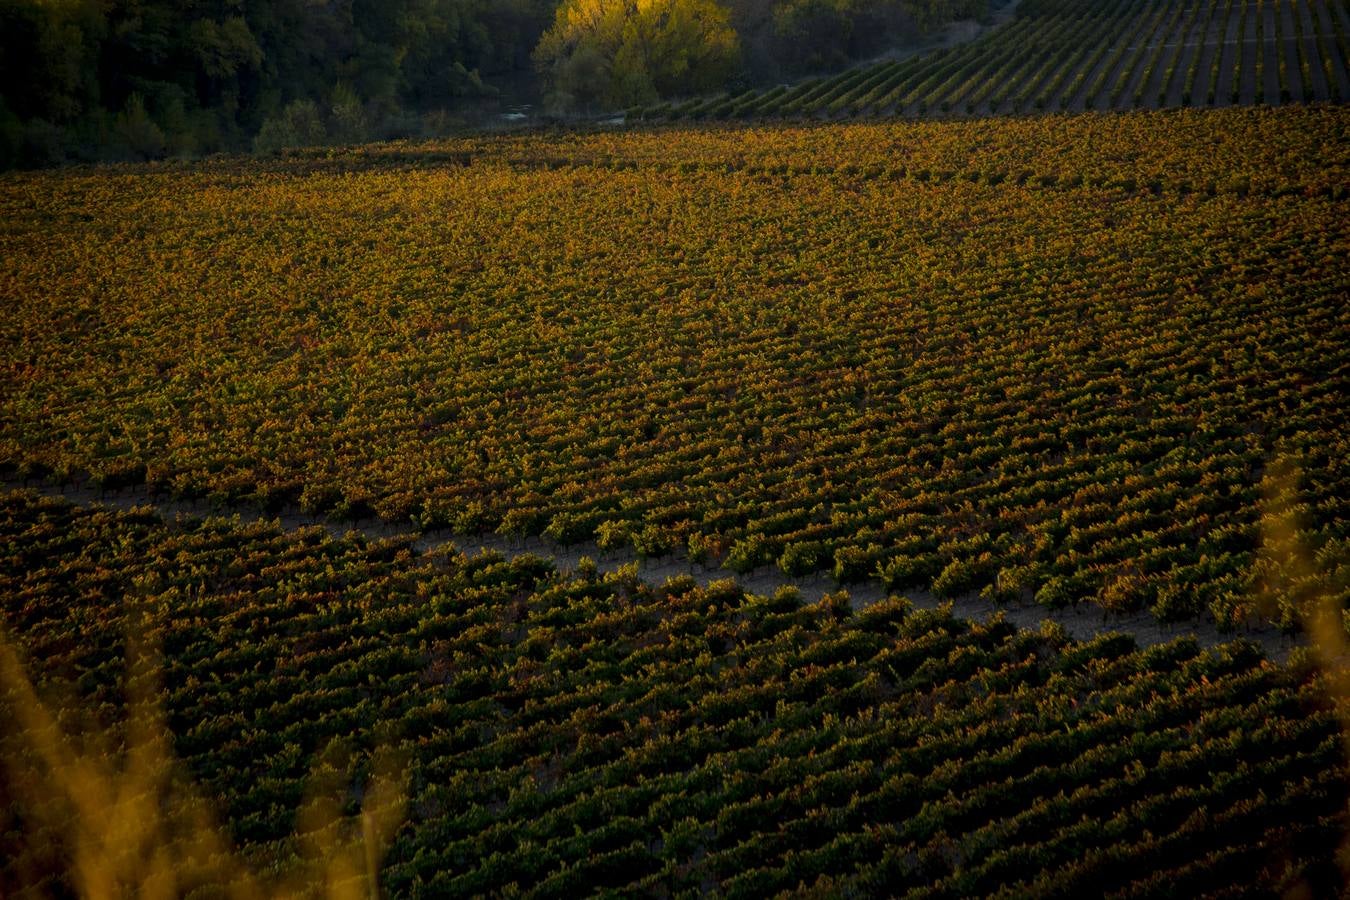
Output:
1,106,1347,633
1,491,1346,896
630,0,1349,122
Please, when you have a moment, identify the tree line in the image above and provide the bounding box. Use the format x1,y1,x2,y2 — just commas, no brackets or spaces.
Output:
0,0,986,167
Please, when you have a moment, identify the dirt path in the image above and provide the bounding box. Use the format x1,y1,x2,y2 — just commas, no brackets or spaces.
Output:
1209,3,1244,105
1240,7,1260,102
1263,1,1283,101
1189,4,1226,105
1312,0,1350,97
5,479,1301,661
1278,0,1306,100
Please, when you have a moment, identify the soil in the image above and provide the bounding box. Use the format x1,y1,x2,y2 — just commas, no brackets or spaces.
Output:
1312,0,1350,98
1332,0,1350,60
1083,13,1155,111
1013,37,1076,112
1190,5,1231,106
1065,28,1125,112
1140,14,1190,109
988,51,1045,114
1034,36,1094,112
1211,2,1244,106
1164,6,1209,107
1263,2,1283,102
964,39,1027,114
1114,9,1175,109
5,478,1301,661
1279,1,1305,100
1297,1,1332,100
1239,11,1259,103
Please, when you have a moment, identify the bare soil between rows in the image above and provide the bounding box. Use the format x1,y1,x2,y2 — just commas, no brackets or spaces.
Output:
4,478,1302,661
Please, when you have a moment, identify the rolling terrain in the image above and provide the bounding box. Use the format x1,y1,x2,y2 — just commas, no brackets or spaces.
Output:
634,0,1350,121
2,490,1345,896
3,106,1345,635
1,102,1347,895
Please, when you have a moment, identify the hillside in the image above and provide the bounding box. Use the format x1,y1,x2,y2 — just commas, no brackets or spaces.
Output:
637,0,1350,121
1,103,1348,894
3,106,1346,635
0,0,985,167
2,490,1345,895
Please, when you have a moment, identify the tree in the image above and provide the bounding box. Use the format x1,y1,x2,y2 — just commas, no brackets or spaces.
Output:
534,0,740,112
764,0,968,75
114,93,166,160
770,0,859,73
0,0,561,167
252,99,326,154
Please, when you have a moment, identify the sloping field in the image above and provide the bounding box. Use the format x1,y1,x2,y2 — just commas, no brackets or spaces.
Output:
2,106,1347,638
637,0,1350,121
2,490,1346,895
3,475,1303,658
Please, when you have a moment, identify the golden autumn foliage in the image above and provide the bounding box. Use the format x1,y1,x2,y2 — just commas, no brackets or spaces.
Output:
535,0,741,109
3,106,1345,635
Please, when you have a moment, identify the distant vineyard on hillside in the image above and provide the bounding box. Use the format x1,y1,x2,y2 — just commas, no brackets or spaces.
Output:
632,0,1350,121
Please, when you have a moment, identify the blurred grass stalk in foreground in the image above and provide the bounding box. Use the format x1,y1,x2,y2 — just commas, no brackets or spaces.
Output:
1259,454,1350,878
0,628,407,898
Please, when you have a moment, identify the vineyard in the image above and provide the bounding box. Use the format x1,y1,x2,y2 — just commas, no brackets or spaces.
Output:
631,0,1350,122
2,106,1347,638
2,489,1347,895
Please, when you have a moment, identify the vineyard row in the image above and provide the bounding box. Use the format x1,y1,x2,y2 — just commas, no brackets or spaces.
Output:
631,0,1350,122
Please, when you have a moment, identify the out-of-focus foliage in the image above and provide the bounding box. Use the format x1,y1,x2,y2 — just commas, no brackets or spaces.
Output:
1,491,1346,895
533,0,978,109
1,105,1345,634
0,621,407,899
